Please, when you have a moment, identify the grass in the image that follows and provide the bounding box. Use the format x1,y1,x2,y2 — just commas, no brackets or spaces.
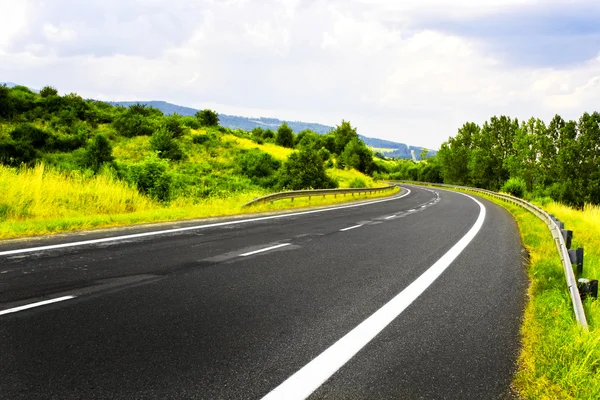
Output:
327,168,386,188
221,134,294,161
0,164,398,240
461,192,600,399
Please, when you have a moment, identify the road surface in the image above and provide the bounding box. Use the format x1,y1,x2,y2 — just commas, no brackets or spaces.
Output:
0,185,527,399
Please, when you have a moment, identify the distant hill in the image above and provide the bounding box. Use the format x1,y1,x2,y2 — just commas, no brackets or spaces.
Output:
109,100,436,159
1,82,23,89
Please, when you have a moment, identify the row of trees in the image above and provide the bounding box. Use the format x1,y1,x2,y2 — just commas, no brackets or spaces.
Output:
434,113,600,207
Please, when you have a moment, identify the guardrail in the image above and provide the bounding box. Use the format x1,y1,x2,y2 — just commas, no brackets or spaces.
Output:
396,181,589,330
242,185,398,207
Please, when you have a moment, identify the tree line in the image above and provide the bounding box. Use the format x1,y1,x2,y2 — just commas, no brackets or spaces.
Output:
408,113,600,208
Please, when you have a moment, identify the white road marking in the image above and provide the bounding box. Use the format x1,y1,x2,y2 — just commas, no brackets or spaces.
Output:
262,192,486,400
239,243,291,257
0,189,411,257
0,296,76,316
407,209,416,212
339,225,362,232
384,215,396,220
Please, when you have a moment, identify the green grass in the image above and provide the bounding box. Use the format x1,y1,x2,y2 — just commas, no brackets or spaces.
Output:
465,192,600,399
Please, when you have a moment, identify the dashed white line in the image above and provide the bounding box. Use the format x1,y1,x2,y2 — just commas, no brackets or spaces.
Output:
339,225,362,232
239,243,291,257
262,193,486,400
0,296,76,316
407,209,416,212
384,215,396,220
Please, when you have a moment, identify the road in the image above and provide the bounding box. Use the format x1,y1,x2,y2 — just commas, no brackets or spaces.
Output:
0,185,527,399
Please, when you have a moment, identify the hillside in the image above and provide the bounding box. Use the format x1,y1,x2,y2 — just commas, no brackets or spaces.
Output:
0,84,420,238
109,100,435,159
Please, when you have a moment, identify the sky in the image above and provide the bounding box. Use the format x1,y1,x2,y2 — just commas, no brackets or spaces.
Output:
1,0,599,149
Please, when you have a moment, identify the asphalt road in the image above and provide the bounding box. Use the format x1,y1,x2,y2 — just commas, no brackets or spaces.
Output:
0,185,528,399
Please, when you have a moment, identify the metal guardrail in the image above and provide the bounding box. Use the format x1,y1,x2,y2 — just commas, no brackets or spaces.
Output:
397,181,589,330
242,185,398,207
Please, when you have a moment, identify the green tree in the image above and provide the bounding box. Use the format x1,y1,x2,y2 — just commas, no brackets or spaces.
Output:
275,122,295,148
164,113,186,138
340,138,375,174
332,120,359,154
83,134,114,172
40,86,59,98
195,109,219,126
0,84,14,119
278,148,338,190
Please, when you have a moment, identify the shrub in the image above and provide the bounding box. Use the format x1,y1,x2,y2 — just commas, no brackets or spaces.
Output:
278,148,338,190
149,127,184,160
192,133,218,147
164,113,186,138
83,134,114,172
0,140,38,166
195,109,219,127
127,156,173,202
10,124,50,148
236,149,281,188
501,177,527,198
348,177,367,188
181,116,201,129
113,112,155,137
275,122,295,148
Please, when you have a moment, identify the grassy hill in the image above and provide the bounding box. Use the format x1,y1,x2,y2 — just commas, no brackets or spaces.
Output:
0,84,409,238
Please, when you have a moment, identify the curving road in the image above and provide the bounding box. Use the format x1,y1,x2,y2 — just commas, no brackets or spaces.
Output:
0,185,527,399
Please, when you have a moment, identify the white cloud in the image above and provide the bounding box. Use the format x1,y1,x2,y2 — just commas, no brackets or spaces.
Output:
0,0,599,149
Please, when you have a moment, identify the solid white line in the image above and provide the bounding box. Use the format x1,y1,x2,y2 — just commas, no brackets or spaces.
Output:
262,193,486,400
384,215,396,220
239,243,291,257
0,189,412,256
0,295,76,316
407,209,416,212
339,225,362,232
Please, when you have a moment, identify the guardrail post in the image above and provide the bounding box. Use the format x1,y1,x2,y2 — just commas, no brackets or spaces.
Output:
561,229,573,249
569,248,584,275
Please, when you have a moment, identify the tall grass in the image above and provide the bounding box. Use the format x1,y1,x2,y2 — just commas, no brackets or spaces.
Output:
221,134,294,160
0,164,397,239
327,168,384,188
476,195,600,399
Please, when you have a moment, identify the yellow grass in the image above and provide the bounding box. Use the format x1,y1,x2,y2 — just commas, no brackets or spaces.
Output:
112,136,152,162
221,134,294,160
0,164,398,239
327,168,386,188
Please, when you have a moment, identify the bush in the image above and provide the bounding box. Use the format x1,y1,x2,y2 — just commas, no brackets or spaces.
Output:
348,177,367,188
113,112,156,137
0,140,38,166
501,177,527,198
164,113,186,138
278,148,338,190
195,109,219,127
192,133,218,148
236,149,281,188
127,156,173,202
275,122,295,148
149,127,184,160
83,134,114,172
10,124,50,148
181,116,201,129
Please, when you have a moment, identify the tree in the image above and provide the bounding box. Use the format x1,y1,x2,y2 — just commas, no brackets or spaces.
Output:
83,134,114,172
332,120,359,154
340,138,375,174
278,148,338,190
275,123,295,148
420,148,428,160
0,84,14,119
40,86,59,98
195,109,219,126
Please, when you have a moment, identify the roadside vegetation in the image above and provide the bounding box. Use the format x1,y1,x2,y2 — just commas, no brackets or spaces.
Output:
0,84,402,239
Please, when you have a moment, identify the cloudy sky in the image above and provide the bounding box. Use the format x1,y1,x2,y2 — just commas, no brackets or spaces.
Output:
1,0,599,148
